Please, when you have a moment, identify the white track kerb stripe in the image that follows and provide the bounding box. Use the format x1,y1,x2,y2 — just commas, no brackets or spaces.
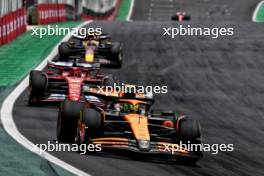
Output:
126,0,135,21
252,1,264,22
0,21,92,176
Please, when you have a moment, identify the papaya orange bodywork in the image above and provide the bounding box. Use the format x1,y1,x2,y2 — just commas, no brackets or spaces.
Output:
124,114,150,141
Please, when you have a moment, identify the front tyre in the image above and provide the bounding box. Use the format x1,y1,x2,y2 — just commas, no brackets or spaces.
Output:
57,100,84,143
28,70,47,105
80,107,102,143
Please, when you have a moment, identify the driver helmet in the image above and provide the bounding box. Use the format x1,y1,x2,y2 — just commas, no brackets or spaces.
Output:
121,103,134,113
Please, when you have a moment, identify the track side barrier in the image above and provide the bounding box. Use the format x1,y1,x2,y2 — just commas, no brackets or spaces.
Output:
0,16,2,45
2,15,7,45
58,4,66,22
0,7,26,46
0,2,65,46
37,3,66,25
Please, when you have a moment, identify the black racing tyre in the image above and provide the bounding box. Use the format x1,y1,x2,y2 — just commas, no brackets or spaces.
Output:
28,70,47,105
171,15,191,21
183,15,191,20
111,42,121,55
69,37,82,47
29,70,47,96
58,42,71,61
178,118,201,141
57,100,84,143
111,42,123,67
171,15,178,20
176,118,202,165
82,107,102,138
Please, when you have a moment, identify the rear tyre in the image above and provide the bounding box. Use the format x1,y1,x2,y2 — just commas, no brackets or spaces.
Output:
171,15,191,21
183,15,191,20
171,15,178,20
28,71,47,105
178,118,201,141
69,38,82,47
57,100,84,143
111,42,123,68
177,118,202,164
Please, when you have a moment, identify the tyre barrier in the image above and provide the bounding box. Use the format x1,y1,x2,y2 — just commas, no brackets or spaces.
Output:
0,8,26,46
37,3,66,25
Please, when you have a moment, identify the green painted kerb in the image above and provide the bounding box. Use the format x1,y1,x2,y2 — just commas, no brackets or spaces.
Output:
255,2,264,22
0,21,81,87
116,0,132,21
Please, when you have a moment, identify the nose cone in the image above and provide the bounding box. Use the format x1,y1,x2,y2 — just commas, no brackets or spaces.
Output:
124,114,151,152
137,140,150,151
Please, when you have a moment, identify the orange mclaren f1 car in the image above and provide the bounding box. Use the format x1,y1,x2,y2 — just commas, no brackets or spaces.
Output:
57,92,203,164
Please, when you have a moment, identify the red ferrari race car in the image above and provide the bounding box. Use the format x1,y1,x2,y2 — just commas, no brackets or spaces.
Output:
28,60,114,105
171,11,191,21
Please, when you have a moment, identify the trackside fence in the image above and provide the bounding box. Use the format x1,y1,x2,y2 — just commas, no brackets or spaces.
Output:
0,0,26,46
0,0,121,46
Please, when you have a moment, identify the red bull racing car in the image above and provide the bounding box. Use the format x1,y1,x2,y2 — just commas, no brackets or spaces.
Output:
58,34,123,68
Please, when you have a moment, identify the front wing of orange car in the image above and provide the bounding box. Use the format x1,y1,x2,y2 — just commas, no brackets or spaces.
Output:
91,137,203,159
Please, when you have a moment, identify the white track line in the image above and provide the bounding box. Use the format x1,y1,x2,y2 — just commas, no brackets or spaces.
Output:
0,21,92,176
126,0,135,21
252,1,264,22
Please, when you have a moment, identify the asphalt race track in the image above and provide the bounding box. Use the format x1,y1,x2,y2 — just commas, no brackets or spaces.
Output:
132,0,260,22
13,0,264,176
